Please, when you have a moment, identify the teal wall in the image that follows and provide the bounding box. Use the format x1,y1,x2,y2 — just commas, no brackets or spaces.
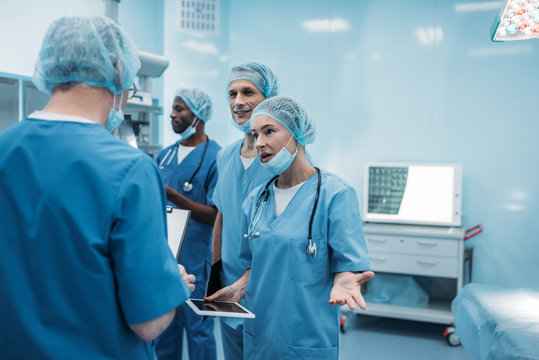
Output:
164,0,539,289
0,0,165,104
1,0,537,290
162,0,231,147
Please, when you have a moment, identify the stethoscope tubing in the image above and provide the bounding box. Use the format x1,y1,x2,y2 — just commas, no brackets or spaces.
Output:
244,174,278,239
158,136,210,193
245,167,321,257
158,146,176,169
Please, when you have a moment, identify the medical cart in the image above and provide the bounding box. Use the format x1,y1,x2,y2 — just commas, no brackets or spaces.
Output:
342,163,472,346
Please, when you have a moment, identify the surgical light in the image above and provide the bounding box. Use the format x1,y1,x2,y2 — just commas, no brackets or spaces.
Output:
491,0,539,41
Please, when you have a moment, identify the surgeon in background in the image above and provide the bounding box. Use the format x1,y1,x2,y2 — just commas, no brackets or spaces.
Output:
206,96,374,360
209,62,278,360
155,88,221,360
0,16,194,359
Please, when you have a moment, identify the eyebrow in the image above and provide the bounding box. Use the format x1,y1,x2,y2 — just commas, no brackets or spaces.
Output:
230,86,257,93
260,124,274,131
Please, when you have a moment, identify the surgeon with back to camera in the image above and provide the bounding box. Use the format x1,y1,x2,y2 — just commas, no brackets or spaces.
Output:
0,16,195,359
154,88,220,360
206,96,375,359
208,62,278,360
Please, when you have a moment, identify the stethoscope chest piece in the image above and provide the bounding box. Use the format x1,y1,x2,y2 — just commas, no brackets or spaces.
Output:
306,239,317,258
183,181,193,192
160,137,210,194
244,231,260,239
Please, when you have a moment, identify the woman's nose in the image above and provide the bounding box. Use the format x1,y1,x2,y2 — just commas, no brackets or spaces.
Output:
255,135,265,149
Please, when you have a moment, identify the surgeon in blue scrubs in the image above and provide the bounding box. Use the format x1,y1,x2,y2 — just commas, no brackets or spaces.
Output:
0,17,194,359
206,96,375,360
155,88,221,360
209,62,278,360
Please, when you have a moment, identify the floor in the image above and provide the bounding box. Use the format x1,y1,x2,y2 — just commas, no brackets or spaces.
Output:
180,313,474,360
339,314,473,360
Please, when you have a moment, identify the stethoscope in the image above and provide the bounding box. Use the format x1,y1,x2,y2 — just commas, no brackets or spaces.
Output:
244,167,321,258
158,136,210,192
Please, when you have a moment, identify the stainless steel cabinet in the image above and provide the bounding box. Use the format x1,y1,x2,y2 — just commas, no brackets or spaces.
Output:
125,101,163,157
0,74,50,132
0,76,20,132
357,223,466,325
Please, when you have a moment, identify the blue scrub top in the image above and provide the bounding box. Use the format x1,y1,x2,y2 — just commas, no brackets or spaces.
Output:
156,138,221,298
0,118,190,360
239,170,371,360
212,139,273,287
212,139,273,329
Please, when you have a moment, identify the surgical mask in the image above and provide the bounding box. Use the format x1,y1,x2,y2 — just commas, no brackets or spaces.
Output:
106,92,125,132
179,117,199,141
230,117,251,133
260,136,299,176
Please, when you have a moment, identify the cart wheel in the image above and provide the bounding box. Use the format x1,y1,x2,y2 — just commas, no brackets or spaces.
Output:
444,326,461,346
340,315,347,334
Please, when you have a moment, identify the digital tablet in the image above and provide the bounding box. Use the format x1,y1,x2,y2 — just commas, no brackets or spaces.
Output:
166,206,190,260
186,299,255,319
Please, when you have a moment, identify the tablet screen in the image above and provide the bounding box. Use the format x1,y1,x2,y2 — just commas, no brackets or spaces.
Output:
186,299,255,318
189,299,248,313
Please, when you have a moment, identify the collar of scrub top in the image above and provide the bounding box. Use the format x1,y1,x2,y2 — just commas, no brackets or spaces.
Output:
158,136,210,193
244,167,321,258
27,111,95,124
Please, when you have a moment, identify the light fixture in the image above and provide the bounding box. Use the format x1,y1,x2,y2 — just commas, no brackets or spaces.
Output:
491,0,539,41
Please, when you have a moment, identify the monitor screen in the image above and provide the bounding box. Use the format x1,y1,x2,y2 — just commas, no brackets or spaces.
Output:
363,163,462,226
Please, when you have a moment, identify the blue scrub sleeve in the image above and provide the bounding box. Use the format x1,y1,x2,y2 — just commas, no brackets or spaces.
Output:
237,192,255,271
205,160,218,207
211,148,225,210
327,187,371,273
110,157,190,325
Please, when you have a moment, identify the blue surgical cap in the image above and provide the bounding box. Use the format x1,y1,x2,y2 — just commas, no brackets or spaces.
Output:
33,16,141,95
251,96,316,146
175,88,213,122
228,62,279,98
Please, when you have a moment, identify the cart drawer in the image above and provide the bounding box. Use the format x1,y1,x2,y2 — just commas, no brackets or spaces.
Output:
365,235,458,257
368,252,458,278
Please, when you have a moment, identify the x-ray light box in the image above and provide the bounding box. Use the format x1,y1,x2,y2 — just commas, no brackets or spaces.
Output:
363,163,462,227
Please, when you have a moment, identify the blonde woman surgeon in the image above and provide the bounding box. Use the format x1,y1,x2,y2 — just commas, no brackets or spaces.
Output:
206,96,374,359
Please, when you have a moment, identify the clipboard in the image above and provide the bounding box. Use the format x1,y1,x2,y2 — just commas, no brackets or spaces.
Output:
166,206,190,260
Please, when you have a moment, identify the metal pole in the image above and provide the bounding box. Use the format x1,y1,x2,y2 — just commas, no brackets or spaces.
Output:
103,0,121,23
140,76,152,94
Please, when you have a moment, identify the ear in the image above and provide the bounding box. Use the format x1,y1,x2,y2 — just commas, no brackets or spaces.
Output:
195,117,206,129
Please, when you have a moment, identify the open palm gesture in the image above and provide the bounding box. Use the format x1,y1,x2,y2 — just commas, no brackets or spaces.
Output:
329,271,375,310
